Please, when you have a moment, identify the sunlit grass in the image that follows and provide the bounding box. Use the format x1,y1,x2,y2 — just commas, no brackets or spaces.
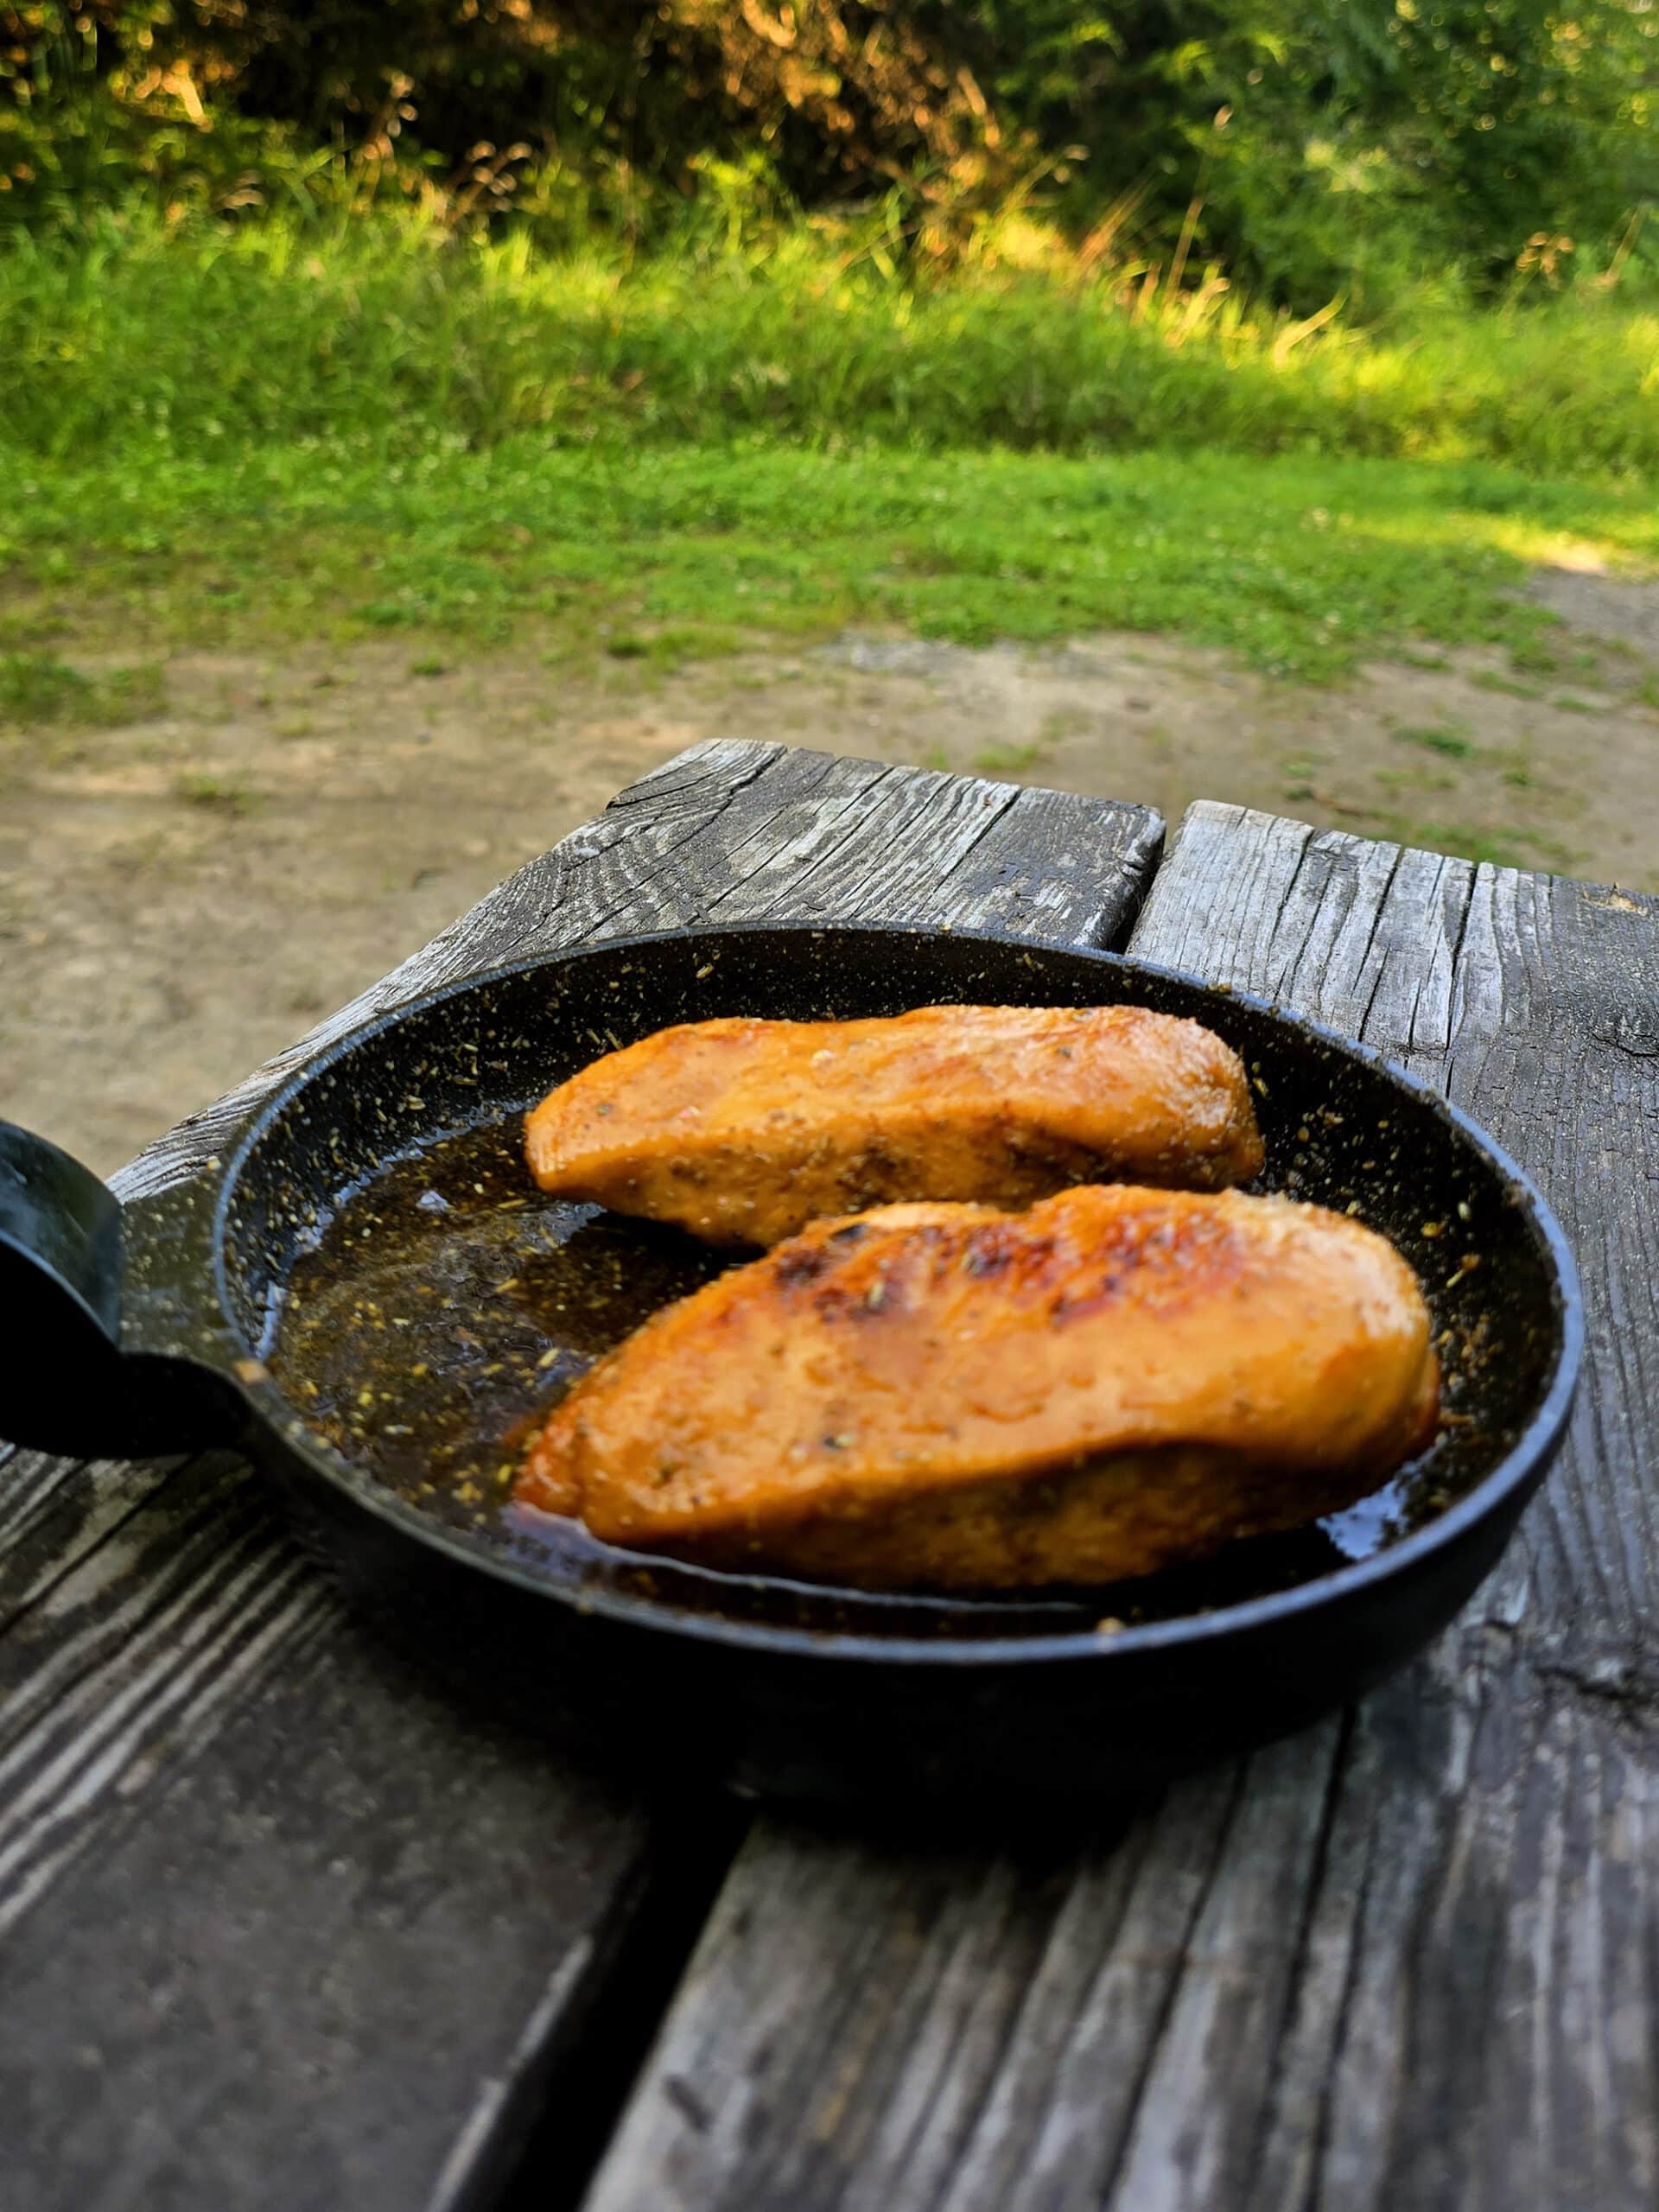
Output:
3,441,1656,683
2,207,1656,475
2,209,1656,684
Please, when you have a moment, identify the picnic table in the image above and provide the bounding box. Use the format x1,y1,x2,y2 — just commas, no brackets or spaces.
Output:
6,738,1656,2212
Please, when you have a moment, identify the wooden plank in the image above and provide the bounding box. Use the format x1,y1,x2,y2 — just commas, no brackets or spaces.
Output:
582,804,1659,2212
2,742,1160,2212
0,1524,651,2212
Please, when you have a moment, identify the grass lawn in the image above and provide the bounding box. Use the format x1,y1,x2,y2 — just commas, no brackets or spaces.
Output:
3,214,1656,696
3,442,1657,699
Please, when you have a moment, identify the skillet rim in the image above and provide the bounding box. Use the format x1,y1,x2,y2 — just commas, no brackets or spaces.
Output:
212,920,1585,1669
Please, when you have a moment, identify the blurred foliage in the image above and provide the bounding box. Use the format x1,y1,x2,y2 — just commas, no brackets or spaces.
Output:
3,203,1656,476
2,2,1656,307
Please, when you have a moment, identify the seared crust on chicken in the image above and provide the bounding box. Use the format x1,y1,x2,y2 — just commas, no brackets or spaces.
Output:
524,1003,1264,1247
517,1185,1440,1590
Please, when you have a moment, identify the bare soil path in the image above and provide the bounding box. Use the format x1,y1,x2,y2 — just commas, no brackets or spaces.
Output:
4,573,1656,1173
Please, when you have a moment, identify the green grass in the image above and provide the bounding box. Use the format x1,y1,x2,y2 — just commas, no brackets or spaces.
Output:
973,741,1053,774
1,211,1656,685
1378,766,1457,791
1398,819,1580,872
4,440,1657,683
5,211,1659,476
0,649,163,726
175,770,258,814
1393,723,1476,758
1470,670,1544,700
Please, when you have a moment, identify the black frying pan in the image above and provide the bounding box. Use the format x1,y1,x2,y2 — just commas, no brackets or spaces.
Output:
0,925,1580,1807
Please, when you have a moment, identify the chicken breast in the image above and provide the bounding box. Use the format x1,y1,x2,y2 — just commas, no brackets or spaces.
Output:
517,1185,1440,1590
524,1003,1263,1247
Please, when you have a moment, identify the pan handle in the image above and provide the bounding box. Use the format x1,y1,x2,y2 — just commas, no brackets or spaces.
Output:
0,1122,241,1458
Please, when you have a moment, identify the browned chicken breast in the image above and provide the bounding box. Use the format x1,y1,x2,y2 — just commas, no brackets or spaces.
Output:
524,1003,1263,1247
517,1185,1440,1590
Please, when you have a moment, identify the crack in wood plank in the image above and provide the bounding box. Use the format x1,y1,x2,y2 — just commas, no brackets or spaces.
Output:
0,1454,194,1640
1236,1706,1358,2210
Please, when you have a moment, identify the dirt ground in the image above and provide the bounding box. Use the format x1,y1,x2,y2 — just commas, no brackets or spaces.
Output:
3,568,1656,1174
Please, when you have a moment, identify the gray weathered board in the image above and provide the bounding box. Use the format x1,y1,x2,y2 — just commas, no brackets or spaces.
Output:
582,802,1659,2212
0,741,1161,2212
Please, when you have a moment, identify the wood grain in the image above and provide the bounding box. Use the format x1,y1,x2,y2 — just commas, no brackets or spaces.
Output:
582,803,1659,2212
0,741,1160,2212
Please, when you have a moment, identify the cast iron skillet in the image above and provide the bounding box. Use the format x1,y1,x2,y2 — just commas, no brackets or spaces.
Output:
0,925,1580,1807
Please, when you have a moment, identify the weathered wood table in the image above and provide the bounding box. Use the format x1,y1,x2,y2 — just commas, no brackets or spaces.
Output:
7,740,1656,2212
